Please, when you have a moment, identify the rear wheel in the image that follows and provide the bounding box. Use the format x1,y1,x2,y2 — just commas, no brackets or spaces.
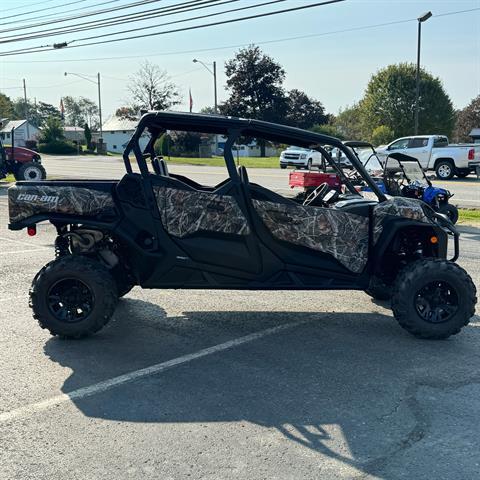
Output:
435,160,454,180
438,203,459,224
30,256,118,338
15,162,46,181
391,259,476,339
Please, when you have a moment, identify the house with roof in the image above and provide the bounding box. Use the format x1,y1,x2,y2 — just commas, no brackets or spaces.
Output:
96,116,149,153
0,119,40,147
468,128,480,143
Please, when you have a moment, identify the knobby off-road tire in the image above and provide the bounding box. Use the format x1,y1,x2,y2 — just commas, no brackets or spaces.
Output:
438,203,459,224
15,162,46,181
391,259,476,339
30,256,118,338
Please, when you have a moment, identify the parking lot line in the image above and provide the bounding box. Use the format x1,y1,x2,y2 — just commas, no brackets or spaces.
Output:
0,320,307,424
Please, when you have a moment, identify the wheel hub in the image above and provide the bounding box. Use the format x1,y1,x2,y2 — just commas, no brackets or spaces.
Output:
414,281,458,323
47,278,94,323
24,166,41,180
438,164,451,178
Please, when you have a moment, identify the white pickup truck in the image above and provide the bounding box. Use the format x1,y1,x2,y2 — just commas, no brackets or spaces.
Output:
376,135,480,179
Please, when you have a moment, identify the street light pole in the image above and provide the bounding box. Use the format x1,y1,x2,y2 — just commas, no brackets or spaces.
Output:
414,11,432,135
193,58,218,113
64,71,103,142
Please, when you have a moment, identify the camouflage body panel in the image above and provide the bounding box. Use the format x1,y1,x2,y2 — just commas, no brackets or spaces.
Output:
252,199,369,273
373,197,430,243
8,184,115,224
153,186,250,237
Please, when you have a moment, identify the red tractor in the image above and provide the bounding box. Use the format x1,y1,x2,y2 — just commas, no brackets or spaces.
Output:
0,129,46,181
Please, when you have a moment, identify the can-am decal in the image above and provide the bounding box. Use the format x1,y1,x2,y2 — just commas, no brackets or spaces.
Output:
17,193,59,205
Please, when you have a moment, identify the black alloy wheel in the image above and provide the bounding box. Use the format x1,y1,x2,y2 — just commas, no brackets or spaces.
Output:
414,281,459,324
47,278,94,323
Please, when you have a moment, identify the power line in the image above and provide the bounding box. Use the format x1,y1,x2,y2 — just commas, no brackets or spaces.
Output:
0,0,231,43
3,5,476,63
0,0,346,56
1,0,286,46
2,0,89,21
3,0,58,13
1,0,166,28
3,0,124,26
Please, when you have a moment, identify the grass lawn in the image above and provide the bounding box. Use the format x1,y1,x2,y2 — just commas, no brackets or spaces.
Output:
458,209,480,225
155,156,279,168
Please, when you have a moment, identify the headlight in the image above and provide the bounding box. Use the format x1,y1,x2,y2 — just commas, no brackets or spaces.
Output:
280,152,285,158
300,153,307,159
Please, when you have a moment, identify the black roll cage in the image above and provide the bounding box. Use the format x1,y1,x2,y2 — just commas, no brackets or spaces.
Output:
123,111,387,201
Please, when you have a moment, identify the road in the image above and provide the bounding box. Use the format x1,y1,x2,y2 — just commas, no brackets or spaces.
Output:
1,169,480,479
41,154,480,208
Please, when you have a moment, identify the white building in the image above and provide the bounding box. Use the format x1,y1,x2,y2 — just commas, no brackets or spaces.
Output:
98,116,149,153
0,119,41,147
215,134,278,157
64,126,85,144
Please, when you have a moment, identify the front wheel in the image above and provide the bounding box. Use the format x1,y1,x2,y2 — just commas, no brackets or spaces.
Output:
438,203,459,224
435,160,454,180
15,162,46,181
391,259,476,339
280,164,287,169
30,256,118,338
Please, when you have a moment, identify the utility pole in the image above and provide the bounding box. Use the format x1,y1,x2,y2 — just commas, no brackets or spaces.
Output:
213,61,218,114
97,72,103,141
23,79,30,141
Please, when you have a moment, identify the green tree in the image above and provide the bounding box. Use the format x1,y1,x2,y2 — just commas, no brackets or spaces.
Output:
12,99,60,127
220,45,287,155
0,93,14,119
115,106,138,120
453,95,480,142
63,96,99,128
310,123,345,140
361,63,454,138
284,89,326,129
334,103,364,140
370,125,395,146
126,61,179,111
38,116,65,143
84,123,92,149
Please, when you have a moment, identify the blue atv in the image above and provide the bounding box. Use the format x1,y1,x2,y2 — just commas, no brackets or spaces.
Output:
346,142,458,224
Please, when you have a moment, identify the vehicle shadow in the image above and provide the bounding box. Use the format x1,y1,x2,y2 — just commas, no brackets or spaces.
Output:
43,298,480,478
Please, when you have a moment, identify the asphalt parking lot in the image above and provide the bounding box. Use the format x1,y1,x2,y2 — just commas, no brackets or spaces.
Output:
0,182,480,479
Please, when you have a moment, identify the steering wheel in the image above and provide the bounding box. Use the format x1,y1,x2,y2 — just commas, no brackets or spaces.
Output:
303,182,330,206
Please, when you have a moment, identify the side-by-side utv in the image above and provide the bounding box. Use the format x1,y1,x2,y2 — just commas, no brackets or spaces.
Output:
7,112,477,340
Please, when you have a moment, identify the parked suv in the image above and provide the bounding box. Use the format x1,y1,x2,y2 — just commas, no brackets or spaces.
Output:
279,146,321,169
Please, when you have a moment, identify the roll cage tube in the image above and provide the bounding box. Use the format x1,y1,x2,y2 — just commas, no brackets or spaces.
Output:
312,144,358,195
338,143,387,201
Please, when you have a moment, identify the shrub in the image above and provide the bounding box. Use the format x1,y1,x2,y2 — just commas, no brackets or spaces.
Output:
370,125,394,146
25,140,37,150
38,140,77,155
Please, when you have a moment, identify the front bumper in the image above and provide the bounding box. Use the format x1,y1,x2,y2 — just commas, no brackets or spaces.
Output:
280,159,307,167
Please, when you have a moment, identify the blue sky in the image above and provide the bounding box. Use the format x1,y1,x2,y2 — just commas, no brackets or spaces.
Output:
1,0,479,119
